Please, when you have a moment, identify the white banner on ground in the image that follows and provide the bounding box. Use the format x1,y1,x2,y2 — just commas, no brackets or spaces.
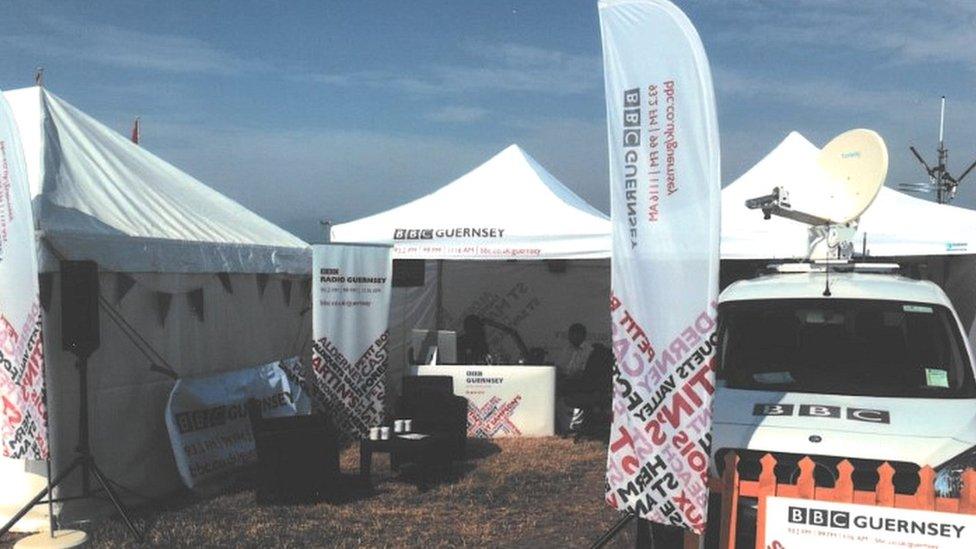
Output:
599,0,721,534
765,496,976,548
408,365,555,437
0,89,47,461
312,244,393,438
164,358,309,489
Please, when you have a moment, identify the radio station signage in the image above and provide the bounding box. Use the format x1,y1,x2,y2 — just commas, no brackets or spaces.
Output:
599,0,720,533
164,358,309,489
312,244,393,438
0,90,47,461
765,496,975,548
407,365,555,437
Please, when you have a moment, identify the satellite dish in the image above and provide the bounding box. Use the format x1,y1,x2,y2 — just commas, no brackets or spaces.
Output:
815,129,888,223
747,129,888,226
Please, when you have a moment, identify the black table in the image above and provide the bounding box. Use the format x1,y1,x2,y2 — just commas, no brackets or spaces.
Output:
359,434,440,490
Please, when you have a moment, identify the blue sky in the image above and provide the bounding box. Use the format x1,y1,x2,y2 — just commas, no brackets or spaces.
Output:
2,1,975,242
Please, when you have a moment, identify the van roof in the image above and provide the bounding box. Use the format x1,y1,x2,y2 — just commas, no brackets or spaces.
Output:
720,271,952,307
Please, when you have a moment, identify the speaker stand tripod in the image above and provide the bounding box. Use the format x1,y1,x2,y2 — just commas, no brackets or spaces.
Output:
0,356,143,541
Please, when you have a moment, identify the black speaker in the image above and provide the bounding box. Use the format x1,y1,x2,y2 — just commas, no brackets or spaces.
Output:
61,260,100,357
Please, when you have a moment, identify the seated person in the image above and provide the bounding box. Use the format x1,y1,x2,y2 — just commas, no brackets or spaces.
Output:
458,314,491,364
558,323,593,385
556,323,607,434
562,343,614,436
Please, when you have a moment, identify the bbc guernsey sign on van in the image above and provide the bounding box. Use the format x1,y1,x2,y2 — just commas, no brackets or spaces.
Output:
765,496,975,548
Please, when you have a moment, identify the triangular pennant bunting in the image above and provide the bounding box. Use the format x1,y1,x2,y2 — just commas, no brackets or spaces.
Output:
115,273,136,304
155,292,173,327
187,288,205,322
256,273,270,297
216,272,233,294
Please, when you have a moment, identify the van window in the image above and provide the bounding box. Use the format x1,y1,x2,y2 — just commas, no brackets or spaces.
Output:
718,299,975,398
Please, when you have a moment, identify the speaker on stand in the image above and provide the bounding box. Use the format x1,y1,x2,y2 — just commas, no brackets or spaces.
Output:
0,260,142,542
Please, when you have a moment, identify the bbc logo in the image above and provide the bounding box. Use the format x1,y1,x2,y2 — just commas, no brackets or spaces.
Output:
788,505,850,529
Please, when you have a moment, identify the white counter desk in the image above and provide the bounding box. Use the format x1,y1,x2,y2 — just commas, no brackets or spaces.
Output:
406,364,555,437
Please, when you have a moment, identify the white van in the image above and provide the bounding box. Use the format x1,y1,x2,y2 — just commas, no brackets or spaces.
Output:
708,263,976,544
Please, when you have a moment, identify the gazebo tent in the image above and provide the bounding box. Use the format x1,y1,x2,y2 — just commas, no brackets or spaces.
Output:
720,131,976,343
331,144,612,397
722,132,976,259
331,144,611,260
1,86,311,528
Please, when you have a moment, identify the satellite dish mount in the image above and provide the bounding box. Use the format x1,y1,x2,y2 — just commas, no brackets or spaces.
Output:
745,128,889,261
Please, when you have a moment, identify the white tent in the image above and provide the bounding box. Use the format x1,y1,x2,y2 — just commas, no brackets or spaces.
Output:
1,87,311,529
720,131,976,347
721,132,976,259
331,144,611,260
331,145,612,399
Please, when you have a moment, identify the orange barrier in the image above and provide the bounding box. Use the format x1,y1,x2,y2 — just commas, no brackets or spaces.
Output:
709,451,976,548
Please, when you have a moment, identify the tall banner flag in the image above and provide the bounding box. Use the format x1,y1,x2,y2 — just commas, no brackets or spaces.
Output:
0,90,48,460
311,244,392,437
599,0,720,534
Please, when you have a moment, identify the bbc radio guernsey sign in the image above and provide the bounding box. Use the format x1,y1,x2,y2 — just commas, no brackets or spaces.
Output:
0,89,47,461
312,244,393,438
165,358,309,488
765,497,975,548
599,0,720,534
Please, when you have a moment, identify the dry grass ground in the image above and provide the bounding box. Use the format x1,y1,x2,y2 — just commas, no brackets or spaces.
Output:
2,438,640,548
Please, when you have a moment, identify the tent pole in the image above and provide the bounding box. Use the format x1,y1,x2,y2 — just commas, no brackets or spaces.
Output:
435,260,444,330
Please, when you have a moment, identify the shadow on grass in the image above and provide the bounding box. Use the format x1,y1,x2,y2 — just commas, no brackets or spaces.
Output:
357,438,503,493
37,438,508,546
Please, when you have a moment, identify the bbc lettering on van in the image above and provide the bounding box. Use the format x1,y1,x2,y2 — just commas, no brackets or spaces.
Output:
753,403,890,424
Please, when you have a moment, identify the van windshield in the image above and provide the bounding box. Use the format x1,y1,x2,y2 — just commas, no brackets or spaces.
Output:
719,299,976,398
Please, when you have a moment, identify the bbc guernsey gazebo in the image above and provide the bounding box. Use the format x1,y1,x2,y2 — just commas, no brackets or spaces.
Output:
330,144,612,396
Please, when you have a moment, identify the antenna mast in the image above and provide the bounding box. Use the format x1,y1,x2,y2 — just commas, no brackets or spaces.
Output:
904,96,976,204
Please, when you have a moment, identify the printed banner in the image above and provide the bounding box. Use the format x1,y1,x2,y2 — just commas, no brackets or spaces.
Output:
164,358,309,489
0,89,47,461
599,0,721,534
407,365,555,437
312,244,393,438
437,261,611,367
765,496,976,548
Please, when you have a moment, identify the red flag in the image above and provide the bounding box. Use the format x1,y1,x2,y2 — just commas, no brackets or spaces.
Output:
131,117,140,144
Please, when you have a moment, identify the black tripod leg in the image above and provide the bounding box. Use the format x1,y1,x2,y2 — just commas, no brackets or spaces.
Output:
88,462,142,541
0,458,84,538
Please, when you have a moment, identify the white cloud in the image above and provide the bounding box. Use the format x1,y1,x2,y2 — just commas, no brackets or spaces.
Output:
0,17,266,75
426,105,489,123
303,41,602,96
709,1,976,71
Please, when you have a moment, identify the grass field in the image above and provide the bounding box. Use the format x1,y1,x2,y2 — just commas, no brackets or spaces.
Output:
3,438,640,548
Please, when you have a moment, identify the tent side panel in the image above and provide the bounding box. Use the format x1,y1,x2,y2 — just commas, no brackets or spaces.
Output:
38,271,310,521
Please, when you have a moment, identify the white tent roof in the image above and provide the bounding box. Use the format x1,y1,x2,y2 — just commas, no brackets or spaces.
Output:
331,144,611,260
722,132,976,259
2,86,309,273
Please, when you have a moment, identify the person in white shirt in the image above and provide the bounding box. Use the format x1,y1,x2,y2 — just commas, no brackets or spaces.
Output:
557,323,594,434
558,323,592,380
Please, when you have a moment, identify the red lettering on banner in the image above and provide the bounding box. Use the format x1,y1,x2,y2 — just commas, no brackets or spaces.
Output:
610,425,635,453
0,316,16,355
644,418,666,446
2,395,22,424
622,455,640,475
675,489,704,531
611,295,656,362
